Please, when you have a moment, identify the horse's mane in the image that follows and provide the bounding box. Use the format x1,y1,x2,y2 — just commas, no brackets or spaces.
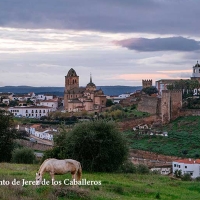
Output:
38,158,54,173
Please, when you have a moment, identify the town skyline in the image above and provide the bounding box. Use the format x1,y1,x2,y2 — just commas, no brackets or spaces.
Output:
0,0,199,87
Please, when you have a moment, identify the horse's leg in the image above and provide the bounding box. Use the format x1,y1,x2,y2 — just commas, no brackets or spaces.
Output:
50,172,55,185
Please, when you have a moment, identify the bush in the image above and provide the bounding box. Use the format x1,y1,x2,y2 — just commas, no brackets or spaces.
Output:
45,120,128,172
11,148,36,164
181,173,192,181
136,164,149,174
118,160,137,173
174,169,182,178
195,176,200,181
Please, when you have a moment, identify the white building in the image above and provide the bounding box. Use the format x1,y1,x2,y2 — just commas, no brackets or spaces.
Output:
25,124,55,141
150,167,171,175
118,93,130,98
36,94,54,101
173,159,200,178
39,98,58,111
8,106,53,118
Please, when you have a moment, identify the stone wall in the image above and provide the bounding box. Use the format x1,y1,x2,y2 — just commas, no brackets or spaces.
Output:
137,95,159,114
170,90,182,120
161,90,182,123
16,139,53,151
161,91,171,123
180,109,200,116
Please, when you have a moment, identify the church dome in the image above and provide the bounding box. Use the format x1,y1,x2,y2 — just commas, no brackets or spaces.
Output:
86,82,96,87
67,68,77,77
86,74,96,89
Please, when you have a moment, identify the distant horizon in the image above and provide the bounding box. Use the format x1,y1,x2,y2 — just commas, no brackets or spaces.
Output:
0,85,143,88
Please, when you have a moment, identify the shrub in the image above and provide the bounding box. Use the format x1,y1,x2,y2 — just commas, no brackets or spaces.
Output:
136,164,149,174
174,169,182,178
45,120,128,172
195,176,200,181
11,148,36,164
118,160,137,173
181,173,192,181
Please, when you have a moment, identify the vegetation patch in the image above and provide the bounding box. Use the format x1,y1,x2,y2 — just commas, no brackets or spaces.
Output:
125,116,200,158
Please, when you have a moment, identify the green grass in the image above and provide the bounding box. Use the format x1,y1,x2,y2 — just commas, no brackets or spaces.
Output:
124,116,200,158
1,163,200,199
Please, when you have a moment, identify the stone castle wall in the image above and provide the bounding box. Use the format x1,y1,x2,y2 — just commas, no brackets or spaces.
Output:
137,90,182,124
137,95,159,115
170,90,182,120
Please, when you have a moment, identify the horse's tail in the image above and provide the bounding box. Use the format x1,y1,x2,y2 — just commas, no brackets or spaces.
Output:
77,162,82,181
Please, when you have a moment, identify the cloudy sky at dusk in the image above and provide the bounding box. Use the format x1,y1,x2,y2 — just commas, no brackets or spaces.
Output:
0,0,199,87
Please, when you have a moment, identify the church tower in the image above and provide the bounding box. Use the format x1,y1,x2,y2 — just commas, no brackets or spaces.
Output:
65,68,79,90
191,61,200,83
64,68,79,110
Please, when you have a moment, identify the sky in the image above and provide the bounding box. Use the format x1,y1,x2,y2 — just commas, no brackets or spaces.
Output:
0,0,199,87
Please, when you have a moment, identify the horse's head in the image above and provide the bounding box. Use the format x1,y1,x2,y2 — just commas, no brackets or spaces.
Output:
35,172,42,185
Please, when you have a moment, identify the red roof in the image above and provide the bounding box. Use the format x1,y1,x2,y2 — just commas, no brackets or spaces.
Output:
174,159,200,164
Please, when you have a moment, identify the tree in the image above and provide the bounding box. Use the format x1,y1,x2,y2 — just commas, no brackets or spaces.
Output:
106,99,114,107
9,100,19,107
11,148,36,164
142,86,158,96
0,110,19,162
44,120,128,172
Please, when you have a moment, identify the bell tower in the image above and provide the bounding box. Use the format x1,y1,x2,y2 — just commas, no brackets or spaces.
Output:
64,68,79,110
65,68,79,91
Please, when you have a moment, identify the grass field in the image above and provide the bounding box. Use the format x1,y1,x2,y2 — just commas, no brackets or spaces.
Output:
125,116,200,158
1,163,200,200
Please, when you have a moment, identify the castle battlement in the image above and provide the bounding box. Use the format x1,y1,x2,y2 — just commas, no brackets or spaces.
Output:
142,79,152,89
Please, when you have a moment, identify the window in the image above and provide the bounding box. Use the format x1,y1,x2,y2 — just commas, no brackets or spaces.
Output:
32,110,34,113
179,165,180,168
185,166,187,169
35,110,37,113
174,164,176,167
39,110,41,113
26,110,28,113
43,110,45,113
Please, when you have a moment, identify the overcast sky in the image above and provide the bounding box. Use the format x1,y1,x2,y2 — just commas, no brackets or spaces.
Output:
0,0,199,87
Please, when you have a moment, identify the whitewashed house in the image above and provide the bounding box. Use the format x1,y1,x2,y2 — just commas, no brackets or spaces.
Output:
150,167,171,175
8,106,53,118
2,98,10,105
39,98,58,111
173,159,200,178
26,124,54,141
118,93,131,98
36,94,54,101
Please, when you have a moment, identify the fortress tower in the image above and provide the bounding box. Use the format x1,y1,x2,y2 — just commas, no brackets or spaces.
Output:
142,79,152,88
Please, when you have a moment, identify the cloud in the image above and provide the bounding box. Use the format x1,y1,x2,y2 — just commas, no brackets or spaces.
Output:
113,37,200,52
0,0,200,36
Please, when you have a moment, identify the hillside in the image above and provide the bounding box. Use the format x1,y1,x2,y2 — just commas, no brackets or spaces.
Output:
0,86,142,96
125,116,200,158
0,163,200,200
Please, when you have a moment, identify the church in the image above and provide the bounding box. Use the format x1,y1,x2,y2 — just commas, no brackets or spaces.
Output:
64,68,107,112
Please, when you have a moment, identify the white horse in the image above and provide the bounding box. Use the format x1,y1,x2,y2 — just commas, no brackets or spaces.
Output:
35,158,82,185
